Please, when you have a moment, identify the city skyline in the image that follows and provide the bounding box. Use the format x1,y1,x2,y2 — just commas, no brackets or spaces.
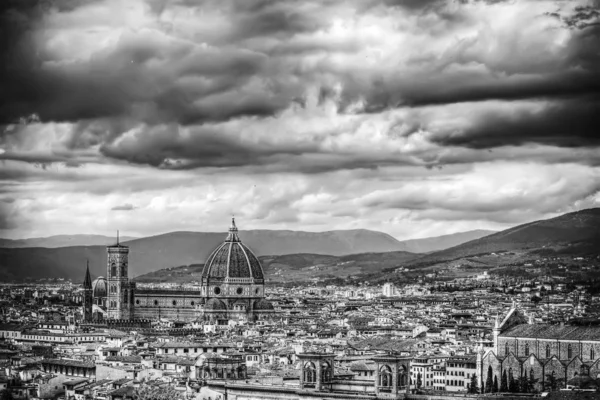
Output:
1,0,599,240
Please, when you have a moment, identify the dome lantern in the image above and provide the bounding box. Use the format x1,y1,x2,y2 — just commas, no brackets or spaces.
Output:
225,217,240,243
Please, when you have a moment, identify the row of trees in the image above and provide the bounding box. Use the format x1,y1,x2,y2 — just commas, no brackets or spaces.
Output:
483,366,538,393
480,366,567,394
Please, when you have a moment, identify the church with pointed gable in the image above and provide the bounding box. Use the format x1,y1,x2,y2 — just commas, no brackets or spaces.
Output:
82,219,275,324
478,304,600,392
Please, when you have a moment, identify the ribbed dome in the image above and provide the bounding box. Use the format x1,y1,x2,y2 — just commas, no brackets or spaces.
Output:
205,298,227,311
92,277,107,298
202,219,264,280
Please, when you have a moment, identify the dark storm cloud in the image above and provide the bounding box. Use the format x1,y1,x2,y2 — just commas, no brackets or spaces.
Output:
429,96,600,149
0,28,286,125
97,122,415,173
1,0,600,174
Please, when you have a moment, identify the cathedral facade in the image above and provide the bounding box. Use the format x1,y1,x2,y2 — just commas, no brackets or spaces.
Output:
85,219,274,323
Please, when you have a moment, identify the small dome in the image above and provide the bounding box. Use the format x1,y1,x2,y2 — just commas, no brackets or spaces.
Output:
205,298,227,311
202,219,264,280
92,277,107,298
254,299,274,311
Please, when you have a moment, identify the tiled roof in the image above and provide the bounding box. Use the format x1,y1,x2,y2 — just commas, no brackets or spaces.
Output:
501,324,600,341
41,358,95,368
105,356,142,363
349,361,376,371
109,385,135,396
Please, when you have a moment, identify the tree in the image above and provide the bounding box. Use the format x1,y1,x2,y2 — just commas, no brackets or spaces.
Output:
133,386,184,400
469,374,479,394
509,372,517,393
0,390,14,400
519,371,528,393
528,371,539,393
531,295,542,305
545,373,557,391
416,372,422,389
500,370,508,392
485,366,493,393
493,375,499,393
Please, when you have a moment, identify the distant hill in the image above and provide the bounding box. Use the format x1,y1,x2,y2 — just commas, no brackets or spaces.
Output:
397,229,495,253
0,229,410,282
260,251,419,282
0,234,138,248
412,208,600,264
5,208,596,283
133,251,419,284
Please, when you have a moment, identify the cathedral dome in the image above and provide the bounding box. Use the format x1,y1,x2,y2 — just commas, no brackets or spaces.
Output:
201,219,264,281
92,276,107,298
205,298,227,311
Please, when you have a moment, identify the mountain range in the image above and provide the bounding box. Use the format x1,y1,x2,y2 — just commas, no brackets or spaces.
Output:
0,229,492,282
1,208,598,283
133,208,600,284
414,208,600,265
0,234,138,248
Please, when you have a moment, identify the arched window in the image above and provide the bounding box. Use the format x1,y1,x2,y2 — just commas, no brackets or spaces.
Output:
111,263,116,277
379,365,392,387
303,362,316,384
399,365,408,388
322,362,333,383
568,344,572,359
505,343,509,356
591,347,596,360
525,344,529,356
546,345,551,358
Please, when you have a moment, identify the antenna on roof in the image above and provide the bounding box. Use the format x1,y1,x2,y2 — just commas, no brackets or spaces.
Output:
117,230,119,245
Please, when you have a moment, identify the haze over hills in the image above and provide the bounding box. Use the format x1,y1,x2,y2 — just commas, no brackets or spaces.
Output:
1,209,597,283
0,229,494,253
398,229,495,253
410,208,600,265
0,229,409,282
132,206,600,284
0,234,138,248
0,228,495,282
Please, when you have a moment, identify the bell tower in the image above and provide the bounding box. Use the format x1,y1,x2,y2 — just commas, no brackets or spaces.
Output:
106,232,134,320
82,260,93,322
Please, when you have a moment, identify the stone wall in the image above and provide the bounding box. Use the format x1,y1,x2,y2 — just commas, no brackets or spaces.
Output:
134,306,200,321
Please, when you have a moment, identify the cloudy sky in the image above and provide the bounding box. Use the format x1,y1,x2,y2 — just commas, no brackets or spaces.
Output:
1,0,599,240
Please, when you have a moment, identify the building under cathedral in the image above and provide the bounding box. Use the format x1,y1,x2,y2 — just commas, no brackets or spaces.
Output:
83,219,275,323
